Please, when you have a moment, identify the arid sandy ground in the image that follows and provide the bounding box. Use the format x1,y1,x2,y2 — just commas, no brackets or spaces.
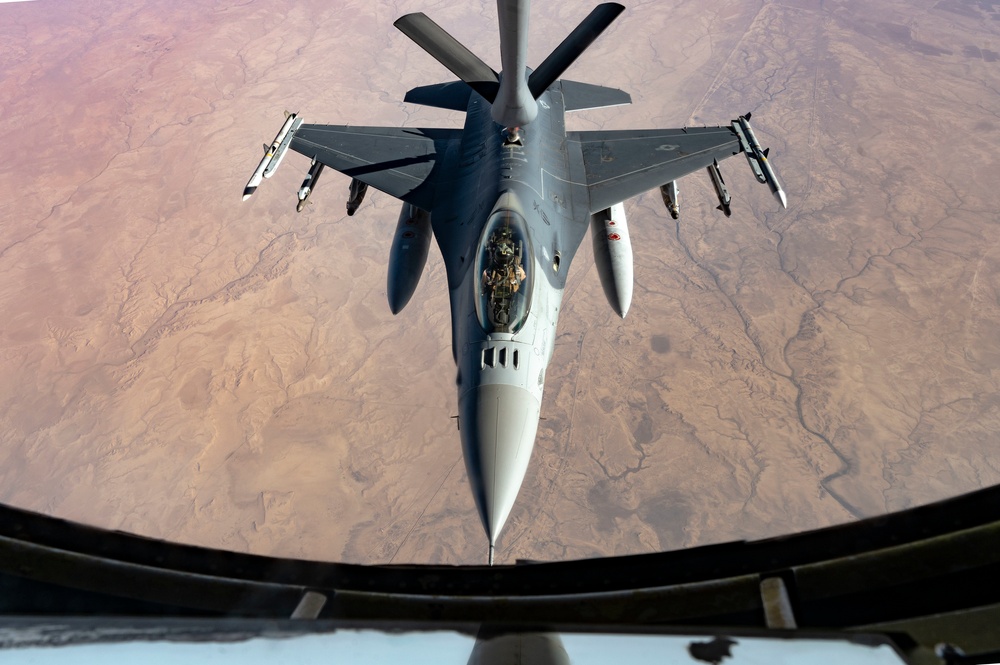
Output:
0,0,998,565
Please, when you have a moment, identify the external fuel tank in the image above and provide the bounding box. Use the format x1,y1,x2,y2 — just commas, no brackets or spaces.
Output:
387,203,432,314
590,202,633,318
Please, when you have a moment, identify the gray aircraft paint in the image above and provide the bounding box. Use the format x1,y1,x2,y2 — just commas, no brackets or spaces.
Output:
243,0,787,563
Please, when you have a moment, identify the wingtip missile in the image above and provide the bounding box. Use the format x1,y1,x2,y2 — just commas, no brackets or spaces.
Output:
243,165,266,202
759,153,788,208
733,115,788,209
242,113,302,201
263,116,302,179
775,187,788,209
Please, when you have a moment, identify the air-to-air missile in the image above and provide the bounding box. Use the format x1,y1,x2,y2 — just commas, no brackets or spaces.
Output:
296,158,325,212
733,113,787,209
659,180,680,219
706,159,732,217
242,112,301,201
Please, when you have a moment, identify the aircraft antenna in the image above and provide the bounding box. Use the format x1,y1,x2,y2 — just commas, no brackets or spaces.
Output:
489,543,495,566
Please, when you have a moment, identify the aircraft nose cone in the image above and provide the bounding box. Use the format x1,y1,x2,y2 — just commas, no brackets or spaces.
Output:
459,384,541,547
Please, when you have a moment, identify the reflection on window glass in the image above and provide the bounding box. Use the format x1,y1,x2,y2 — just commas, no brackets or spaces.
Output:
9,628,909,664
476,208,532,334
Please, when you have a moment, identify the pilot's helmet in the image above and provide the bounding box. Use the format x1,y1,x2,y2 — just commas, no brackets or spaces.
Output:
493,241,514,264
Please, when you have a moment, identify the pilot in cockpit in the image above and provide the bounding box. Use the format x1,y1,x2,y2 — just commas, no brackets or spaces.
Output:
482,226,526,295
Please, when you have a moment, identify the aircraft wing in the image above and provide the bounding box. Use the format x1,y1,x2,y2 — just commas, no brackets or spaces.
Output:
289,125,460,210
568,126,742,213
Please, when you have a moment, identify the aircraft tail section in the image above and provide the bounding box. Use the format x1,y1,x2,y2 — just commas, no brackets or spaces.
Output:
396,2,625,127
403,79,631,113
560,80,631,111
403,81,473,112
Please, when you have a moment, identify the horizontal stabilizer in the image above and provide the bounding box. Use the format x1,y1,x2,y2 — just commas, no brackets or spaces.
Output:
394,13,499,102
528,3,625,99
560,80,631,111
404,81,473,111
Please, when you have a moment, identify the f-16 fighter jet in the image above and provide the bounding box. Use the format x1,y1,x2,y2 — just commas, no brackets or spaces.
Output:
243,1,787,565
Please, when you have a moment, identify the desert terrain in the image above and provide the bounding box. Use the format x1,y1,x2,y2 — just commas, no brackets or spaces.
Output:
0,0,998,565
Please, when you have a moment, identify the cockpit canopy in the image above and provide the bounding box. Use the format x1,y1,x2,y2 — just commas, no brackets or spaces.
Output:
475,208,532,334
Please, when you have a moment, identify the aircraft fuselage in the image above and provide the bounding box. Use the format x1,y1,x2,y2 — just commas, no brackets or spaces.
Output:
431,88,588,553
